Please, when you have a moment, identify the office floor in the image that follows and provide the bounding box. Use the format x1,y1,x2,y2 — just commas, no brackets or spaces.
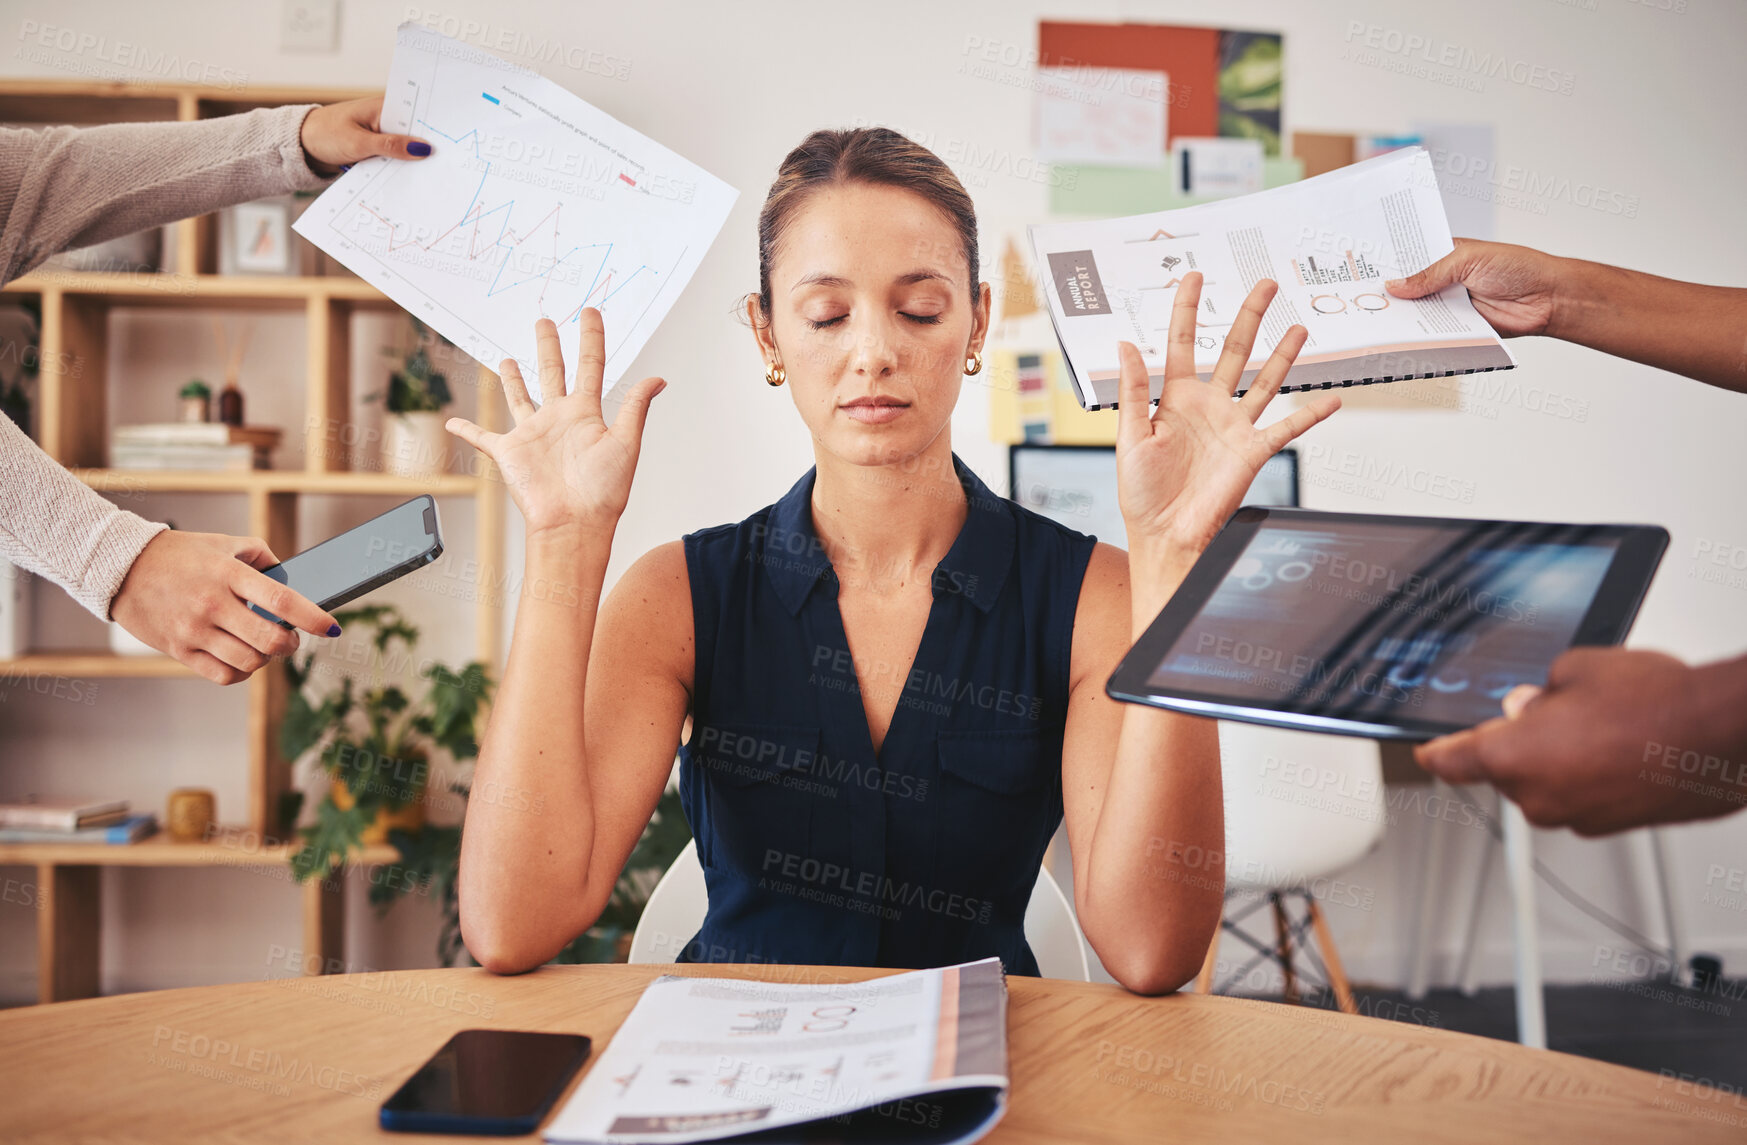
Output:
1242,976,1747,1089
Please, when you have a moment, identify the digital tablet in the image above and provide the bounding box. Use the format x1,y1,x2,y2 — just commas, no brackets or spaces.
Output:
1106,508,1668,741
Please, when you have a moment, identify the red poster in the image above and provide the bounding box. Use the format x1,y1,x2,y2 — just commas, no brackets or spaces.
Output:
1037,21,1221,146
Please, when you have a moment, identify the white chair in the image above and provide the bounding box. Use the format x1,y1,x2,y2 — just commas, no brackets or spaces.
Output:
1407,780,1690,1050
628,839,1092,981
1404,780,1547,1048
1196,722,1387,1013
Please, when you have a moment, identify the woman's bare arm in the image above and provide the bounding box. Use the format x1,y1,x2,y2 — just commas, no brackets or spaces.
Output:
1063,273,1339,995
445,310,684,973
1062,542,1223,996
458,539,692,972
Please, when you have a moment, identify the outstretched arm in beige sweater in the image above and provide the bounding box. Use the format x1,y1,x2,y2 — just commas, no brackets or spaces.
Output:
0,97,430,681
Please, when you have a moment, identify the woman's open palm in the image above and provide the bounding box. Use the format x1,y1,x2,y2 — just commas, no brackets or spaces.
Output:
445,310,666,538
1116,273,1341,555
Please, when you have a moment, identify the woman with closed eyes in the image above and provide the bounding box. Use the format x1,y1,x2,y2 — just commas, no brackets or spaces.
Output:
447,127,1339,992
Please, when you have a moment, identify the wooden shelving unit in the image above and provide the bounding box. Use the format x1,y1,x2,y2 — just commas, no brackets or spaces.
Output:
0,651,197,679
0,830,400,870
65,469,489,495
0,80,508,1004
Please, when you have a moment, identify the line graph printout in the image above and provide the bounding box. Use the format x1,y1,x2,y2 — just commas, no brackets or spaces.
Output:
295,23,738,399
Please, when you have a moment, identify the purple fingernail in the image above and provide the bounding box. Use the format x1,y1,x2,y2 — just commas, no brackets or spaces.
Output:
408,141,431,157
327,624,342,637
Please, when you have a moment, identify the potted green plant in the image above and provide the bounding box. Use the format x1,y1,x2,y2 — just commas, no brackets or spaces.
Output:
282,604,489,876
178,378,212,423
373,317,454,479
281,603,693,967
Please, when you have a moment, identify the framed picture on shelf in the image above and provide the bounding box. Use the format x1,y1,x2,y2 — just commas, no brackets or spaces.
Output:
220,198,294,275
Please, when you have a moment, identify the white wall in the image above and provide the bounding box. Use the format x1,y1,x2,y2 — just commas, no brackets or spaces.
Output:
2,0,1743,1001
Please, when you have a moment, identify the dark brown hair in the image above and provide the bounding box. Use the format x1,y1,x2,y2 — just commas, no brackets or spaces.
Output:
754,127,979,322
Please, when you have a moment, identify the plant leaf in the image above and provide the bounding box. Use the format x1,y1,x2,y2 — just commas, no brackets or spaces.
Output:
290,796,372,883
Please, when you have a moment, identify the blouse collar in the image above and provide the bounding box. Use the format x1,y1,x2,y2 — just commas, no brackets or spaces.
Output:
763,452,1016,616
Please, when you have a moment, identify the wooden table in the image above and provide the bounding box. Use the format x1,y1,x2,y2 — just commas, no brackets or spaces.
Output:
2,964,1738,1143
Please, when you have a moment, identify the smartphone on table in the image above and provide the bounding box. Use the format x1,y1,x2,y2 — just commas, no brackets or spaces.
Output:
248,495,443,627
380,1029,593,1135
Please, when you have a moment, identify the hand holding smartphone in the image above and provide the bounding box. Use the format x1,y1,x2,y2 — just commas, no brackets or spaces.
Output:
248,496,444,627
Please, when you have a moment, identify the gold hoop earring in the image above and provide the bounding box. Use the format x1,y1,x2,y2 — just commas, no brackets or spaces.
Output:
765,362,786,387
964,351,983,376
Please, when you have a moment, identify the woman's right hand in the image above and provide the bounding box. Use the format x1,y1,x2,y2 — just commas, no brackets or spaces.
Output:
445,309,667,539
1385,238,1565,337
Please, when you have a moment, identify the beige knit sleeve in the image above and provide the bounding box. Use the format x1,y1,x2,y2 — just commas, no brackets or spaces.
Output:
0,103,337,620
0,103,333,284
0,412,167,619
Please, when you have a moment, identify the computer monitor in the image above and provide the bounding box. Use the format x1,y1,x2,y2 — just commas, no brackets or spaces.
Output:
1007,444,1299,546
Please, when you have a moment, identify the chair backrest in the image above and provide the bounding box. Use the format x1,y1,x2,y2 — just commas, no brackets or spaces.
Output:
629,840,1092,981
1216,721,1387,893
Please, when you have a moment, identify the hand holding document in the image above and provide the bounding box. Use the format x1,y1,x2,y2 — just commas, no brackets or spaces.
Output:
544,958,1009,1145
1029,147,1514,410
295,23,738,399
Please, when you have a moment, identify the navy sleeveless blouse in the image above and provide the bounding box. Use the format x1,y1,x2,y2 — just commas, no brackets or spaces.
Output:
675,453,1097,976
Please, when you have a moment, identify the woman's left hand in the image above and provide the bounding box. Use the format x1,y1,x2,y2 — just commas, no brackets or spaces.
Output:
1116,272,1341,560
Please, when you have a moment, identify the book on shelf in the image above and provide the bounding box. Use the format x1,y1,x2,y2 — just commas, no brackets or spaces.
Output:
0,813,157,845
112,423,282,448
110,424,281,470
0,799,130,831
108,443,258,471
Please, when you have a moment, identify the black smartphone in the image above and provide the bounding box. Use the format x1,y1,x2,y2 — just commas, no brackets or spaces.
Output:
379,1029,593,1135
248,495,443,628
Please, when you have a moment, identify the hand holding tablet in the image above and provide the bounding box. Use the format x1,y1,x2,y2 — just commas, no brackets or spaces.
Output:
1107,507,1668,741
1412,646,1747,835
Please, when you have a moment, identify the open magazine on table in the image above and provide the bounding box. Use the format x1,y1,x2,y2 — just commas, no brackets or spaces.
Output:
1028,146,1514,410
545,958,1009,1145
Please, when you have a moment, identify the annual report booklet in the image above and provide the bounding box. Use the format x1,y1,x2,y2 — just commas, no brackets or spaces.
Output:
1028,146,1514,409
544,958,1009,1145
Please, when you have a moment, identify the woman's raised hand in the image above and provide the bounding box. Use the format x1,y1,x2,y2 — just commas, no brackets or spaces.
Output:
1116,272,1340,559
445,310,666,539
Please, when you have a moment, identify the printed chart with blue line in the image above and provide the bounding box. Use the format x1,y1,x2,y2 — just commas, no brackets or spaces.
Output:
295,23,738,397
